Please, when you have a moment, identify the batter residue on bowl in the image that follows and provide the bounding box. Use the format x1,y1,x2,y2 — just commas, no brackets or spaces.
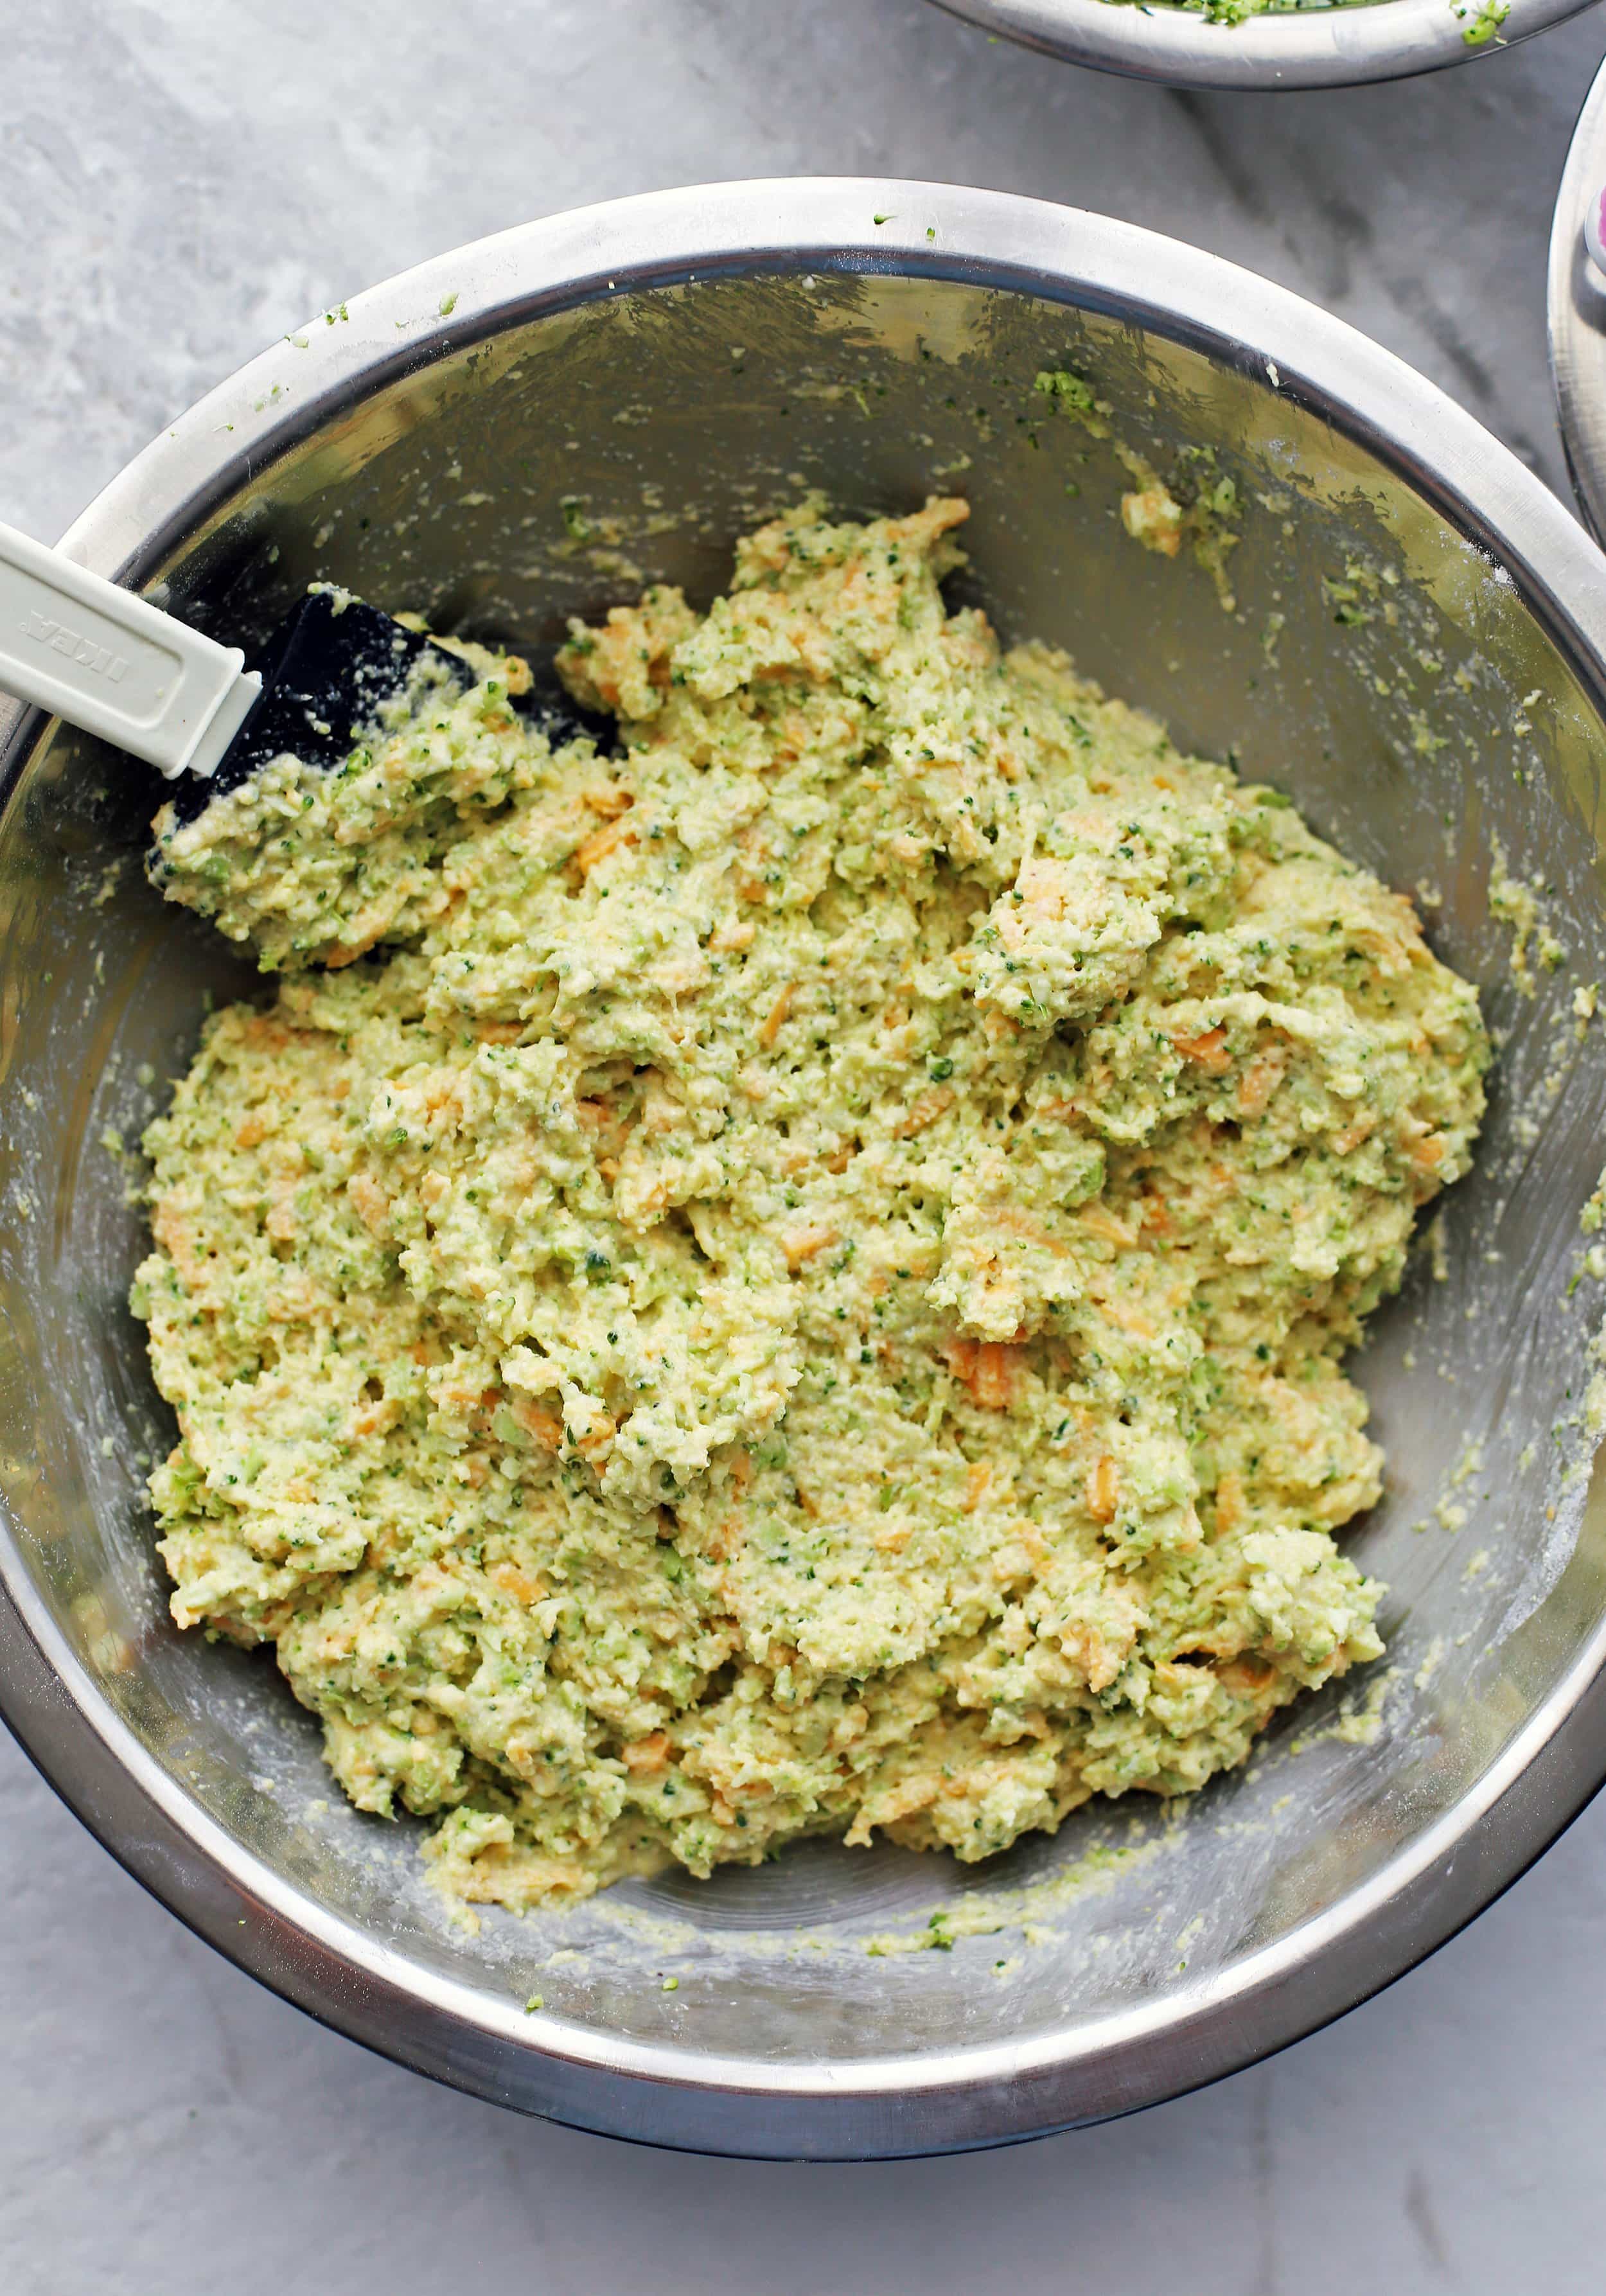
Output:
134,497,1488,1914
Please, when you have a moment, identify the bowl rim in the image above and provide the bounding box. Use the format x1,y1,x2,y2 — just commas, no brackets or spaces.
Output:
1549,51,1606,542
6,176,1606,2157
924,0,1600,91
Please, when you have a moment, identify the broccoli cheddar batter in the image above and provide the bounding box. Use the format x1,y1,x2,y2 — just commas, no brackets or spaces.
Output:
136,498,1488,1914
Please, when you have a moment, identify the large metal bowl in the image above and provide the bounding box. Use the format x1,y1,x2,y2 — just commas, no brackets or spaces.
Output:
1551,53,1606,538
930,0,1600,89
6,180,1606,2160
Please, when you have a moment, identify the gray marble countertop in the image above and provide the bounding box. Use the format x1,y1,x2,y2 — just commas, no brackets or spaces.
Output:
5,4,1606,2288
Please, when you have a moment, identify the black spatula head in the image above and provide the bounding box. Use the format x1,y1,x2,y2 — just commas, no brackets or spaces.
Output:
163,588,605,824
225,588,464,788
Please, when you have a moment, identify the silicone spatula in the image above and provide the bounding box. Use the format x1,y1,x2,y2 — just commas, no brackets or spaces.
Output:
0,517,482,794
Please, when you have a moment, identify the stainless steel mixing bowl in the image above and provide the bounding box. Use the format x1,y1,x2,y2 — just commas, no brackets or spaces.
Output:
928,0,1600,90
6,180,1606,2160
1551,53,1606,539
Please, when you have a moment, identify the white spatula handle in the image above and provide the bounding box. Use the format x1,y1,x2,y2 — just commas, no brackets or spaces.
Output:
0,518,261,779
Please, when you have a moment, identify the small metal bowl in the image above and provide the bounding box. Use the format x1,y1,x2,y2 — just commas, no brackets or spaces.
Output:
6,181,1606,2159
931,0,1600,90
1551,55,1606,536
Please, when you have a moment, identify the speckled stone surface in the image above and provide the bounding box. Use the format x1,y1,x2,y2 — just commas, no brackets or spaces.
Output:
4,4,1606,2288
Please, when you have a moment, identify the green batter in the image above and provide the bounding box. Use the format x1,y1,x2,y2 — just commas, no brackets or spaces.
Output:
135,497,1488,1914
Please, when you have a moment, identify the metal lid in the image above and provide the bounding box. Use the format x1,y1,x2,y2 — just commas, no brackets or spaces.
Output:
933,0,1599,91
1551,55,1606,543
